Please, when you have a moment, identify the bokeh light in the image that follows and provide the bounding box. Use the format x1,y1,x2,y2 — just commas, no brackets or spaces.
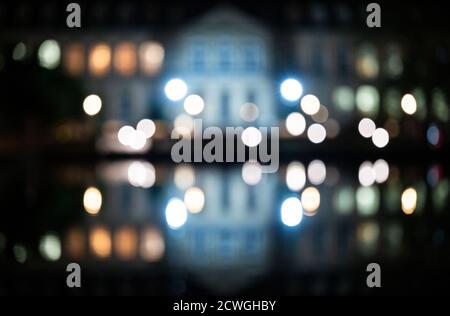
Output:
241,127,262,147
401,187,417,215
300,94,321,115
165,78,188,101
358,118,376,138
285,112,306,136
280,78,303,102
83,94,102,116
89,43,111,76
307,124,326,144
184,187,205,214
307,160,326,185
372,128,390,148
136,119,156,139
38,40,61,70
184,94,205,116
39,234,61,262
281,197,303,227
301,187,321,215
90,227,112,259
240,103,259,122
286,162,306,191
128,161,156,188
401,93,417,115
165,198,188,230
83,187,102,215
242,161,262,186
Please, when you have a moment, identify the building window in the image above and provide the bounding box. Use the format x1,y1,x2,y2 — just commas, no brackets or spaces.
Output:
139,41,164,76
356,43,379,79
218,40,232,71
222,172,230,211
191,39,206,71
89,43,111,77
219,230,233,258
114,42,137,76
64,42,84,76
221,91,230,121
244,230,259,257
120,89,132,122
192,230,206,257
384,44,403,78
312,43,324,75
243,41,260,71
248,186,256,211
337,45,349,77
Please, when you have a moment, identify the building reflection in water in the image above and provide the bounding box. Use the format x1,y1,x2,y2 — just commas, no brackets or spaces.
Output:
0,159,443,294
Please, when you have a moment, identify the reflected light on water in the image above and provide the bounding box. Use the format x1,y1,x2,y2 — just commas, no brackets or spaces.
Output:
281,197,303,227
174,165,195,190
301,187,320,215
90,227,112,259
114,226,138,261
285,112,306,136
136,119,156,139
165,198,188,230
359,161,375,187
307,124,326,144
83,187,102,215
300,94,321,115
140,228,165,262
356,186,379,216
117,125,135,146
373,159,390,183
128,161,156,188
184,187,205,214
401,187,417,215
242,161,262,186
286,161,306,191
66,227,85,259
307,160,326,185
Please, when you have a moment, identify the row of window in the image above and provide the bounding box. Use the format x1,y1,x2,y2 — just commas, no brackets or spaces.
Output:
65,41,165,77
298,42,404,79
186,39,265,72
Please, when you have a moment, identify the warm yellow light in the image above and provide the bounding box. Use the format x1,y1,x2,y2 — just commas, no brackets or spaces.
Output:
90,227,111,258
89,43,111,76
114,226,138,261
401,187,417,215
184,187,205,214
301,187,321,214
114,42,137,76
64,42,84,76
83,187,102,215
65,227,85,259
140,228,165,262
